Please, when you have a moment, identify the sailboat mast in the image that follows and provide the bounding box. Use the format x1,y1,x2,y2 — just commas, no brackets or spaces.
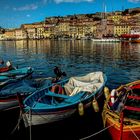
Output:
102,0,104,19
102,0,106,19
122,0,124,11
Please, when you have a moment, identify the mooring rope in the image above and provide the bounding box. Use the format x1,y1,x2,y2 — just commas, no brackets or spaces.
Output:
29,109,32,140
10,110,23,135
9,107,31,136
129,126,140,140
79,122,115,140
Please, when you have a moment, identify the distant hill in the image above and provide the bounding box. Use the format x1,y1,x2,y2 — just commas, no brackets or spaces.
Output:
129,7,140,13
123,7,140,15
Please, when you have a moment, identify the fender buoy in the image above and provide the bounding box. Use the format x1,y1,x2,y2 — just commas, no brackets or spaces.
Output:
104,87,110,99
51,84,64,94
92,99,99,112
78,102,84,116
110,89,116,104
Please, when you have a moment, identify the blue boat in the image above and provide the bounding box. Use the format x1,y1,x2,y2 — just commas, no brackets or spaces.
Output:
20,71,107,126
0,67,33,84
0,66,34,111
0,67,33,77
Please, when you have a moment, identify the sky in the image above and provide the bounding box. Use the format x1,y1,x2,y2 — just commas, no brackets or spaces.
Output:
0,0,140,29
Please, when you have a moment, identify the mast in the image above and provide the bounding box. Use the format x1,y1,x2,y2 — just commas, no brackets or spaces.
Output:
122,0,124,12
102,0,107,19
102,0,105,19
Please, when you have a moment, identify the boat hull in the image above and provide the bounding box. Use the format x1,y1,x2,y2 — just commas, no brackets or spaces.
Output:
0,67,10,73
131,39,140,43
23,89,105,126
0,99,18,111
0,94,29,111
102,80,140,140
105,116,140,140
91,38,121,42
23,108,76,126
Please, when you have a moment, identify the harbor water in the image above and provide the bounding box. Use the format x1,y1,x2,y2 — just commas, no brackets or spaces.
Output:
0,40,140,140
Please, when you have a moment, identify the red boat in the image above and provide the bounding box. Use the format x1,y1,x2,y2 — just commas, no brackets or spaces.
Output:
102,80,140,140
0,67,10,73
121,33,140,43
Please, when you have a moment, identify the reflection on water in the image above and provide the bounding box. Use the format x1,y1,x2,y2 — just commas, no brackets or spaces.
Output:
0,40,140,89
0,40,140,140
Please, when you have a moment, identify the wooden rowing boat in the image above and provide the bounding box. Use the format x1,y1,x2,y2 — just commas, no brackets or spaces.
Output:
102,80,140,140
19,71,107,126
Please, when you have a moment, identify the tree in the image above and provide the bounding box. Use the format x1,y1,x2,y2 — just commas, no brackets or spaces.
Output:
0,26,5,34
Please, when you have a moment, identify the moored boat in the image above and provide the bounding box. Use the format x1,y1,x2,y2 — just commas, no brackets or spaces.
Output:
91,37,121,42
0,66,34,111
102,80,140,140
0,67,34,86
0,60,15,73
0,67,33,76
19,71,107,126
121,31,140,43
0,67,10,73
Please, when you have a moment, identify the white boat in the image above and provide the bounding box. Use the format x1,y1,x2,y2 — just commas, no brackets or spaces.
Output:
91,38,121,42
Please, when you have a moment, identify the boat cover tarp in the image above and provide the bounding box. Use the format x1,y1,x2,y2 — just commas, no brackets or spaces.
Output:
64,71,104,96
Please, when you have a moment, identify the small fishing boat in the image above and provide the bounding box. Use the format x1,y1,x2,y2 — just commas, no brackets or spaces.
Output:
0,67,34,111
0,67,33,77
0,67,10,73
102,80,140,140
0,60,15,73
19,71,107,126
0,67,34,87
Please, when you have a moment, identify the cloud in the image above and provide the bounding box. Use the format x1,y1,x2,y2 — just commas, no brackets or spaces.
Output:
13,3,38,11
54,0,94,3
128,0,140,3
12,0,95,12
12,0,94,12
13,1,49,11
26,14,31,17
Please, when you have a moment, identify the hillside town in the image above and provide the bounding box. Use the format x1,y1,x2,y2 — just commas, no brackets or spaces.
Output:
0,7,140,40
